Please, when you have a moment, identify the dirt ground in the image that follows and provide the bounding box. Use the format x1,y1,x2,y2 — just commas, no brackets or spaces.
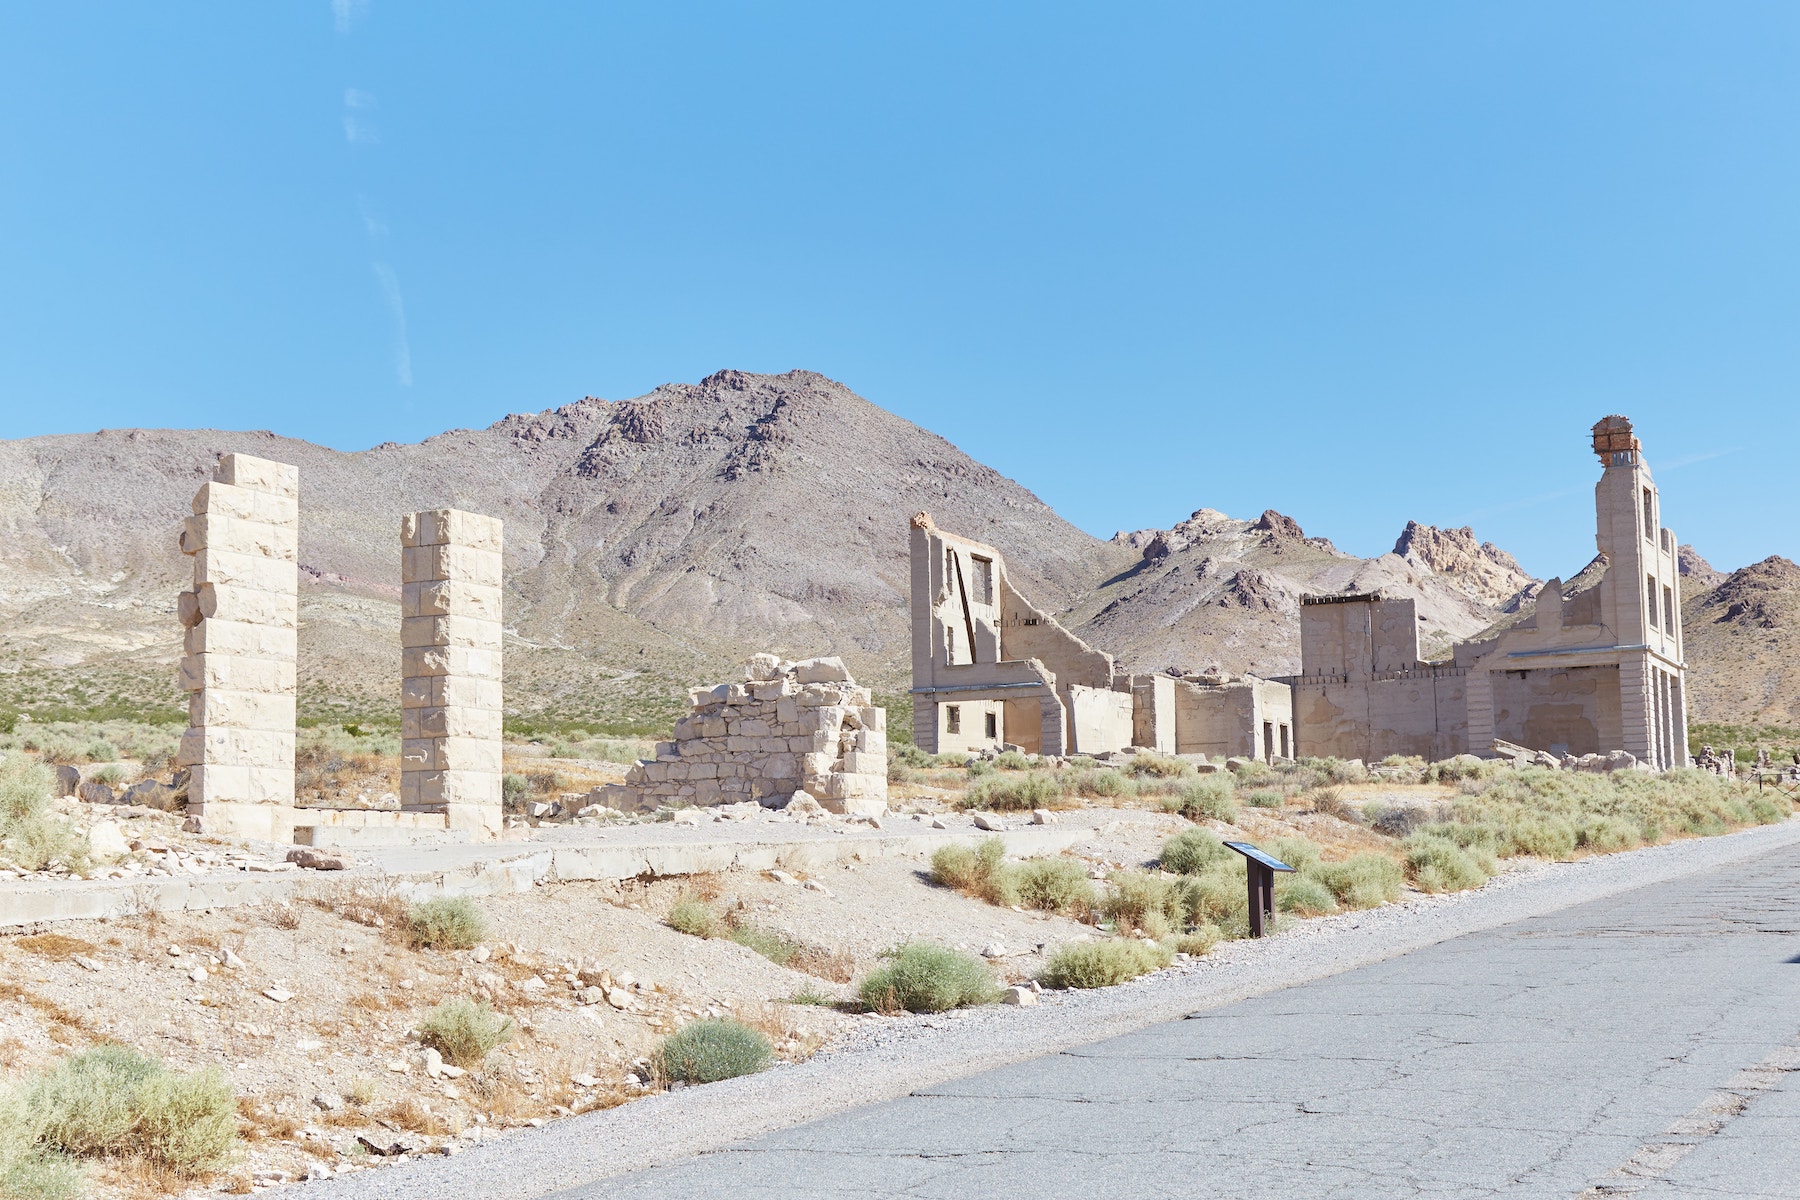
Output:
1,774,1445,1197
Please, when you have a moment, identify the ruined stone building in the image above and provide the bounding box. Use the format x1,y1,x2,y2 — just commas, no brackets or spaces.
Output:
1293,416,1688,767
908,514,1292,759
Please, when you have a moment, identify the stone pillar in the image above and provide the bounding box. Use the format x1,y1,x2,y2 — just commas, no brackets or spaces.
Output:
400,509,504,836
177,453,300,841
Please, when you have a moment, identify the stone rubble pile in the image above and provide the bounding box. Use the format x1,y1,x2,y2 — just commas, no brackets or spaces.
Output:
591,654,887,815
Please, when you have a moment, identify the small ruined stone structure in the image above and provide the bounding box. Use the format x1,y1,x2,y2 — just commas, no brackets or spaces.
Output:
400,509,505,835
597,654,887,815
1294,416,1688,767
177,453,301,840
909,514,1291,760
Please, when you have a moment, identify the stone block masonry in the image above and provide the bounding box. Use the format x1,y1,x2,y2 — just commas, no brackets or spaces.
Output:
597,654,887,816
177,453,300,841
401,508,505,836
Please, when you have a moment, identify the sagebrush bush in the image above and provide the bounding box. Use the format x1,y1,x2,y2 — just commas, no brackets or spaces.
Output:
960,772,1066,812
929,838,1019,905
655,1019,772,1084
1310,853,1404,909
1064,767,1132,799
1039,939,1172,989
1244,789,1284,809
1126,754,1191,779
406,896,487,949
0,758,86,875
1160,828,1232,875
858,943,997,1013
1301,756,1369,785
1403,833,1489,893
420,1000,514,1067
1275,873,1339,916
1011,857,1095,915
993,750,1032,771
1170,924,1222,957
29,1045,235,1175
1162,774,1238,822
667,896,724,938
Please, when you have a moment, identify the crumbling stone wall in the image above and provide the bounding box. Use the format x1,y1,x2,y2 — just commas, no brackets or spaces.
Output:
177,453,300,840
599,655,886,815
400,508,504,835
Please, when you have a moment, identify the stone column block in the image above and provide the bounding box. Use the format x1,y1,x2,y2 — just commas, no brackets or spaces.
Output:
180,453,300,836
400,508,504,837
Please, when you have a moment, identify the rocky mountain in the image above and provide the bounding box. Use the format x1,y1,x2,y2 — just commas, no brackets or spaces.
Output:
1680,556,1800,726
1677,544,1726,593
1078,510,1539,675
0,369,1780,733
0,370,1129,726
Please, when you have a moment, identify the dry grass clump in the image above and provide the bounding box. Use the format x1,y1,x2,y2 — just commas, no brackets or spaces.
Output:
419,999,515,1068
1160,828,1232,875
406,896,487,950
666,897,724,939
858,943,998,1013
1158,774,1238,822
1010,857,1096,916
1040,938,1172,989
930,839,1093,915
1063,766,1133,799
0,757,87,875
1403,833,1490,892
12,934,98,962
666,896,854,980
958,772,1069,812
653,1019,772,1085
1126,754,1191,779
3,1045,236,1188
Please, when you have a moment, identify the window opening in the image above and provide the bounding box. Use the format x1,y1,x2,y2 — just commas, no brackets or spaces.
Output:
1663,586,1675,635
970,556,993,605
1262,721,1273,760
1646,575,1658,630
945,705,961,735
1642,487,1654,539
1279,724,1290,759
984,711,997,740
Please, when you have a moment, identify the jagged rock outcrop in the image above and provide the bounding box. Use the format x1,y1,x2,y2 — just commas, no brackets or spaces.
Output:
1392,521,1537,609
1681,556,1800,725
1677,544,1725,592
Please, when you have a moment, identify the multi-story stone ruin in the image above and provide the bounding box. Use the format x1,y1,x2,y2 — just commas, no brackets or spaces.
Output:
596,654,887,814
177,453,301,840
908,513,1291,760
1293,415,1688,767
400,508,506,835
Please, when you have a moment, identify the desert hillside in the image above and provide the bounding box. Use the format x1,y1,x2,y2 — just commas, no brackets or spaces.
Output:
0,370,1783,732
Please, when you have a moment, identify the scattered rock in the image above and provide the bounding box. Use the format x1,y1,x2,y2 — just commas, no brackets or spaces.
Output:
981,942,1007,959
768,869,800,886
312,1093,345,1112
577,986,605,1005
73,955,104,972
53,765,81,797
286,848,352,871
188,965,208,984
573,1073,601,1089
86,821,130,861
670,809,706,826
1030,809,1060,825
440,1064,466,1079
357,1135,409,1157
471,945,491,963
120,778,181,811
166,945,183,957
1001,986,1038,1006
785,794,829,819
306,1163,332,1181
386,1060,410,1074
604,988,634,1011
263,986,293,1003
972,812,1004,831
417,1047,444,1078
222,948,246,970
516,976,548,993
76,780,115,806
802,879,833,897
930,816,949,829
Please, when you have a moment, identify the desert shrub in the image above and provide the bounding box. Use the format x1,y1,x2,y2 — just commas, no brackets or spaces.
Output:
929,838,1019,906
29,1046,235,1175
858,943,997,1013
1171,868,1248,932
1011,857,1095,915
80,740,116,764
1575,815,1640,853
965,759,993,778
1160,828,1232,875
655,1018,772,1084
1310,853,1404,909
1309,786,1361,821
1371,805,1430,838
1162,774,1238,822
0,1079,78,1200
88,764,124,786
1064,767,1132,798
993,750,1031,771
1265,836,1323,871
1275,873,1339,916
960,772,1066,812
667,897,724,939
419,1000,514,1068
1427,754,1497,783
887,761,913,785
406,896,487,950
1102,870,1191,938
1126,754,1191,779
1039,939,1172,989
1244,788,1284,809
1505,814,1578,860
1301,756,1368,785
0,759,85,875
1169,924,1222,957
501,773,529,811
891,744,935,769
726,923,794,965
1231,759,1279,787
1403,833,1489,893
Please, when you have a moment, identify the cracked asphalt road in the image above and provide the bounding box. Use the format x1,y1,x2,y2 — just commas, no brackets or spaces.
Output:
573,840,1800,1199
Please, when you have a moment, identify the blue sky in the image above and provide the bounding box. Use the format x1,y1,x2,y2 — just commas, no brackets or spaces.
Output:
2,4,1795,578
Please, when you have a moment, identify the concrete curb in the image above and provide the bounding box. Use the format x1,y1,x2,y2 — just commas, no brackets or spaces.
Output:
0,824,1086,928
317,817,1800,1200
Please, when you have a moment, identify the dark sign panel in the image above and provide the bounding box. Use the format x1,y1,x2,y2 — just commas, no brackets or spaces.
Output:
1223,841,1296,873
